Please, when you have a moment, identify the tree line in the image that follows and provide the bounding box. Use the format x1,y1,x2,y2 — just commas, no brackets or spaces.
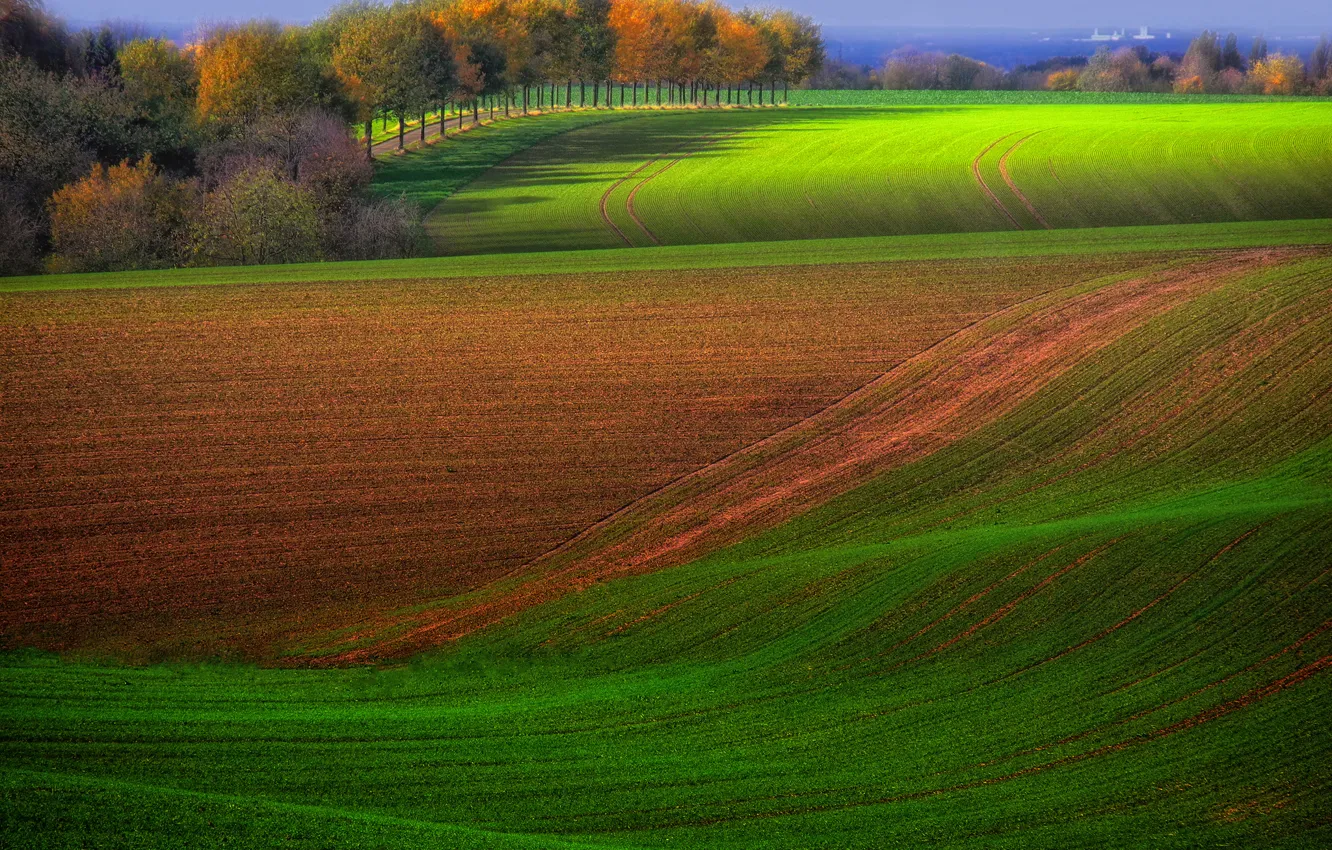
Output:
807,32,1332,95
0,0,824,276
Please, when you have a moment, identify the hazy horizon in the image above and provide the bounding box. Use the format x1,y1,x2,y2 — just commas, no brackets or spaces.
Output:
45,0,1332,31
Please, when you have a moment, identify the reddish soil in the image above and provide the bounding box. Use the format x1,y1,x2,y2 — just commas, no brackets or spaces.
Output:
2,257,1104,659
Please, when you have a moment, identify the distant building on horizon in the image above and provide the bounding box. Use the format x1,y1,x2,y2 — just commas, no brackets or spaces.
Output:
1088,28,1124,42
1132,26,1155,40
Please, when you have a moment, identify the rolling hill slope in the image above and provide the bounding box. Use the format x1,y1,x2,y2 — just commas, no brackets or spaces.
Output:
3,248,1153,659
3,228,1330,847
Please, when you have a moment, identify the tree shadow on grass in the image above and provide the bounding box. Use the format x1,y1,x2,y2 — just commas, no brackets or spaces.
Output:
375,106,973,209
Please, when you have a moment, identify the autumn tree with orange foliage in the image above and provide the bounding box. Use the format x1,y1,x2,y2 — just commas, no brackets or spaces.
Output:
195,24,318,128
1246,53,1306,95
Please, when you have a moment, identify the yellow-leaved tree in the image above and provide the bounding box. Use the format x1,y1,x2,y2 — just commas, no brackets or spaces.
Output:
48,157,193,272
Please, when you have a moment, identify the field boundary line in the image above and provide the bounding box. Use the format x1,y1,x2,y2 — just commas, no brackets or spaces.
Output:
972,133,1023,230
999,132,1053,229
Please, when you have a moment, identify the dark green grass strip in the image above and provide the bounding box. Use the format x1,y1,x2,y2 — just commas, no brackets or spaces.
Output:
4,218,1330,293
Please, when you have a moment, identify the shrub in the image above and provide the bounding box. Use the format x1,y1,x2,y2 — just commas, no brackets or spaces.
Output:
192,164,323,266
333,195,424,261
1247,54,1306,95
47,156,193,273
0,180,43,276
293,110,373,211
1174,74,1205,94
1046,69,1080,91
1078,47,1149,92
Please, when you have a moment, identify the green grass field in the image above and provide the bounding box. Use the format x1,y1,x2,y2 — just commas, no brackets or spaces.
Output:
3,225,1330,847
418,102,1332,255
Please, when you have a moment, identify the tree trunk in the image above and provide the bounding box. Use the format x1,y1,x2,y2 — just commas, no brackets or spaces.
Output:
397,113,405,149
365,118,373,161
592,80,599,107
771,79,776,103
420,110,427,144
783,80,788,102
566,79,572,108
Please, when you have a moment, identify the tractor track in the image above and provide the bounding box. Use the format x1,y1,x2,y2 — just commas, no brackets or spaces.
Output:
971,133,1023,229
620,131,743,246
998,132,1052,229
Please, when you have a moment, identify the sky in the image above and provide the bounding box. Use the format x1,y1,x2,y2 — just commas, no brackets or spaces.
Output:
48,0,1332,30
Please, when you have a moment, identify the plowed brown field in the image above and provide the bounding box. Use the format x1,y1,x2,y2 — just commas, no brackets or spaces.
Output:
315,249,1304,662
1,256,1143,659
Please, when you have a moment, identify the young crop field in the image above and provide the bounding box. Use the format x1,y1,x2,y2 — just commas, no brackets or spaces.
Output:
420,102,1332,255
3,228,1330,847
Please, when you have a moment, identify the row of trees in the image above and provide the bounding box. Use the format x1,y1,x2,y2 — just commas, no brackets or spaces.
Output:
0,0,825,275
806,33,1332,95
183,0,822,158
324,0,823,156
1043,33,1330,95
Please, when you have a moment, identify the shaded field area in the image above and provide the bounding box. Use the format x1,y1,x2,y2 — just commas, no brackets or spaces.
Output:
1,254,1124,659
423,103,1332,255
2,239,1330,847
369,109,634,213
